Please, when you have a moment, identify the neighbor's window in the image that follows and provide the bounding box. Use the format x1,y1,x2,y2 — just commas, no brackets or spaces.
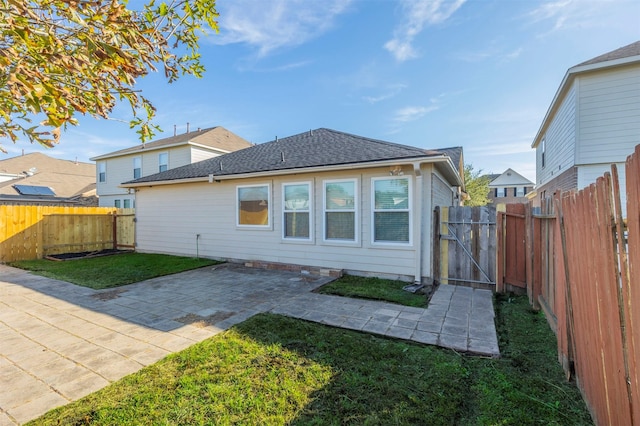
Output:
324,179,357,241
158,152,168,172
98,162,106,183
541,137,546,168
123,199,131,208
283,182,311,239
114,199,121,208
516,187,525,197
133,157,141,179
237,184,270,227
496,188,506,198
372,177,411,243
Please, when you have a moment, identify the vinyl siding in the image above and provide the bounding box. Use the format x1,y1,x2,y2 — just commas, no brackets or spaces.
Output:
134,164,450,281
191,146,223,163
431,172,454,207
537,83,577,187
576,66,640,164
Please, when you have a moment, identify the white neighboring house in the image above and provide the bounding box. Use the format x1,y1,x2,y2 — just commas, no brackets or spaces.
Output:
532,40,640,205
121,128,465,283
487,169,534,204
91,127,253,207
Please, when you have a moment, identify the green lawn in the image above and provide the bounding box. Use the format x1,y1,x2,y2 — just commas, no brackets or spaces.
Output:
9,253,220,289
29,294,592,425
317,274,429,307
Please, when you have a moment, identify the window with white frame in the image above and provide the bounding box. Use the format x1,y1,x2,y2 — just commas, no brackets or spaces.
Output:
123,199,131,208
372,177,411,243
516,187,525,197
283,182,311,239
158,152,168,172
496,187,506,197
237,184,270,227
114,199,121,208
133,157,141,179
541,137,546,168
98,162,106,183
324,179,357,241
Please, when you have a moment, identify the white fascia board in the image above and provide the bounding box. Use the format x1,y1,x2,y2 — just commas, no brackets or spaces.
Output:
121,156,457,188
91,141,194,161
531,54,640,149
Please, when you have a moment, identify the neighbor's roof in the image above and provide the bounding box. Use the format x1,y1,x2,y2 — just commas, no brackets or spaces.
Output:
123,128,462,186
488,168,534,187
532,40,640,148
0,152,96,198
90,126,253,160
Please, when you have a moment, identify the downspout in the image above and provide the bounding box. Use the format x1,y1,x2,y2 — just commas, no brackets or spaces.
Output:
413,162,423,284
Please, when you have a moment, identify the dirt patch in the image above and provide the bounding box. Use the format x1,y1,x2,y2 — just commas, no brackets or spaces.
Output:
92,288,127,301
175,311,235,328
45,249,133,261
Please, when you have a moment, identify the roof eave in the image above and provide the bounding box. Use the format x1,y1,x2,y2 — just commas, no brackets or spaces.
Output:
532,54,640,149
90,140,203,161
122,155,457,188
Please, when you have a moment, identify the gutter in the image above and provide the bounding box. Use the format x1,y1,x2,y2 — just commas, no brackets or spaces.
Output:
90,141,227,161
121,155,459,189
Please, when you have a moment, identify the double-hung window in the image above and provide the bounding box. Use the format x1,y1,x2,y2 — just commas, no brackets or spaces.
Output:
237,184,270,227
133,157,141,179
158,152,168,172
324,179,357,242
98,162,106,183
283,183,311,240
372,177,411,244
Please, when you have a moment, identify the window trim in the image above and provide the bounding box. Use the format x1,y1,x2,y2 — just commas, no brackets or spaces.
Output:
322,178,359,244
133,156,142,179
282,181,313,242
541,137,546,168
98,162,106,183
158,152,169,173
236,183,271,229
371,176,412,246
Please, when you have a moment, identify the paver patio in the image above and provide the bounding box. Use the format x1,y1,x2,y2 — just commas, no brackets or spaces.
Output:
0,263,498,425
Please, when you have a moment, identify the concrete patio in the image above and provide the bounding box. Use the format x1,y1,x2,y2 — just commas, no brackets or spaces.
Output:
0,263,499,425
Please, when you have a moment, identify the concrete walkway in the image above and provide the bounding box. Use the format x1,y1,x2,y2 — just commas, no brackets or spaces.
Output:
0,263,499,425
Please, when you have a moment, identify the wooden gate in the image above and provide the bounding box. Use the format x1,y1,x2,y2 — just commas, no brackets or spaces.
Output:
497,203,527,290
435,205,496,288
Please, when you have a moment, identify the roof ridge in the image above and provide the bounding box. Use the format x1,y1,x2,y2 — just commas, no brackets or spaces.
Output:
575,40,640,67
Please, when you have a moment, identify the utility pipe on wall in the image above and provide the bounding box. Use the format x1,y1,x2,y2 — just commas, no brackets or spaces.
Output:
413,162,423,284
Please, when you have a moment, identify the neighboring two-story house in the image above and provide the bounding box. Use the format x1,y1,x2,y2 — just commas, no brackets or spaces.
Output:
486,168,534,204
532,41,640,204
91,127,253,207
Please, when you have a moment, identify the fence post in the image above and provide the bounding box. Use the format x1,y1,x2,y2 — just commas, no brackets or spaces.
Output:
439,206,449,285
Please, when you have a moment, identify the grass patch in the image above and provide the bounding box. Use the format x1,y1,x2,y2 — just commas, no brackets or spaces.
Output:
9,253,220,289
316,274,428,307
29,295,592,425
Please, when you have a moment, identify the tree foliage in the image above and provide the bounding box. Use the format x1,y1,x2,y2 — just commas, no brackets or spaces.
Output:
0,0,219,152
463,164,491,206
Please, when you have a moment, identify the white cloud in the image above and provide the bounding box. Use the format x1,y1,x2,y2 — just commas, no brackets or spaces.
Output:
363,84,408,104
213,0,352,57
384,0,466,61
394,105,438,122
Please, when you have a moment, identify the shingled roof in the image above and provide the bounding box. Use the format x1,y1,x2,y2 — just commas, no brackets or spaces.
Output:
576,40,640,67
91,126,253,160
124,128,458,185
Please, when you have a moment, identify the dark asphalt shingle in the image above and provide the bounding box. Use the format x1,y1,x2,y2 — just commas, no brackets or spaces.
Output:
124,128,454,185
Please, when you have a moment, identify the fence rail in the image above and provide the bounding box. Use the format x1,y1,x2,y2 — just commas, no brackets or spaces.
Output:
0,205,135,262
524,145,640,426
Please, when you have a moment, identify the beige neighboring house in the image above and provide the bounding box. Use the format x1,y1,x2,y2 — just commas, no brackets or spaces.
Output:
487,169,534,204
0,152,97,205
91,127,253,207
532,40,640,206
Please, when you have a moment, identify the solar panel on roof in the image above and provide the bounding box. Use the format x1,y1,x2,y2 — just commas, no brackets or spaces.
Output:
12,185,56,196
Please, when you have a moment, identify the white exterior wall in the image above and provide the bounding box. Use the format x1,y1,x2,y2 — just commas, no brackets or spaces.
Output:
577,163,628,209
191,147,223,163
134,164,451,281
97,145,193,207
537,83,577,187
576,66,640,165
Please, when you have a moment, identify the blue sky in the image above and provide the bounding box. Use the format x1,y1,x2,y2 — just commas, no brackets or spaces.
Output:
3,0,640,182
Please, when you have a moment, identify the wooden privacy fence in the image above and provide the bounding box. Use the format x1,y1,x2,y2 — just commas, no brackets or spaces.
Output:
435,205,496,288
0,205,135,262
527,145,640,426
